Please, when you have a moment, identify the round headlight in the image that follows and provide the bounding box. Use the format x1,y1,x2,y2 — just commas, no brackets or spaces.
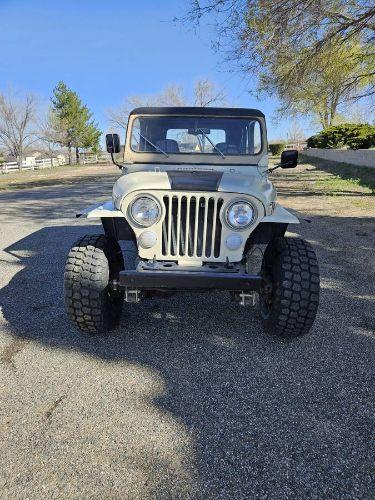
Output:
226,201,255,230
130,196,160,227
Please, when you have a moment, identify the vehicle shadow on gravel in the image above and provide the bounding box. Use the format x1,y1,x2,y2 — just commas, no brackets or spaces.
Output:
1,221,374,498
0,175,116,221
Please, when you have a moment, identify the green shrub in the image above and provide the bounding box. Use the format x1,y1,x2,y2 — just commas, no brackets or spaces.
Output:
269,143,285,155
307,123,375,150
307,135,320,148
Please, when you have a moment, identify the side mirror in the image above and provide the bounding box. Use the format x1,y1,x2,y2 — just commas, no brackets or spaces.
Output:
280,149,298,168
106,133,120,154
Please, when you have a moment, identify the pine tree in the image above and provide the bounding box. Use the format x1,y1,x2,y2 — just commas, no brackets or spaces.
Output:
51,82,101,164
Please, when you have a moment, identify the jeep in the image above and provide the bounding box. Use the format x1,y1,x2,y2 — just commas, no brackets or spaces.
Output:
64,107,320,337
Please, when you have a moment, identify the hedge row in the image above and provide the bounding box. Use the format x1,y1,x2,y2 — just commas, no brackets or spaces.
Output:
307,123,375,150
268,143,286,155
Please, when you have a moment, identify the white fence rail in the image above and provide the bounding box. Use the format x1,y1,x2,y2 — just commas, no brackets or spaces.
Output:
80,154,111,164
35,157,63,168
1,153,111,174
1,156,66,174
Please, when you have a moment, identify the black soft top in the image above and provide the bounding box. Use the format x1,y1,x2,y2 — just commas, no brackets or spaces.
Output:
129,106,265,118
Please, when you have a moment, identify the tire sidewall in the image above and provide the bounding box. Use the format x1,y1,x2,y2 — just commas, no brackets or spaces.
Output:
64,235,124,334
260,237,320,338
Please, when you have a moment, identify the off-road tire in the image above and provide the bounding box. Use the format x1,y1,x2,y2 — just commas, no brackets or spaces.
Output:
64,234,124,334
260,237,319,338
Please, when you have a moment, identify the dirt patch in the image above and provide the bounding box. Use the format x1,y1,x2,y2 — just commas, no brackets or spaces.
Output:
0,338,27,370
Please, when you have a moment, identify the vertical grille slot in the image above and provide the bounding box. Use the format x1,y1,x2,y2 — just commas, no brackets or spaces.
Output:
179,196,187,255
171,196,178,256
196,197,205,257
188,197,196,256
162,196,169,255
162,194,223,260
205,197,215,257
214,199,223,258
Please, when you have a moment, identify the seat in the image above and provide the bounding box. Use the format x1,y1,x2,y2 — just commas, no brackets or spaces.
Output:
155,139,180,153
215,142,240,155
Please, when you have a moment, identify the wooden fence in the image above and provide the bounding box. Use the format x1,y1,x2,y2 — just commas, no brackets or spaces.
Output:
1,156,66,174
1,153,113,173
80,153,111,164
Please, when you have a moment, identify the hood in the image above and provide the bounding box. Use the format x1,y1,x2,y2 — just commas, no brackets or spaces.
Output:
112,168,276,210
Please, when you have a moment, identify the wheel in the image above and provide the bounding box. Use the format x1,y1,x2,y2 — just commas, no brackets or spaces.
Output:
64,234,124,334
259,237,320,338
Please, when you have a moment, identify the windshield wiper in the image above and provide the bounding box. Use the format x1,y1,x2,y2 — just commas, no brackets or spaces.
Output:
139,133,169,158
198,128,225,159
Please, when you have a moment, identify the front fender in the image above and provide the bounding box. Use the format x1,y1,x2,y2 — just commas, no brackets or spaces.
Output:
76,200,124,219
262,204,300,224
113,171,171,209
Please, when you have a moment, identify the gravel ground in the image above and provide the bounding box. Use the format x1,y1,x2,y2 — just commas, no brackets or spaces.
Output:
0,163,374,499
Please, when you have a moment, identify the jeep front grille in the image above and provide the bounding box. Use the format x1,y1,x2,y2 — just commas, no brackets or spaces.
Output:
161,195,224,259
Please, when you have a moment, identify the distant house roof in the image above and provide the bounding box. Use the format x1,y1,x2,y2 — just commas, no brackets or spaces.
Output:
129,106,265,118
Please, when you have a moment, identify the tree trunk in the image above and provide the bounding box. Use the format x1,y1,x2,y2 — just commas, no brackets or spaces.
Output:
17,147,23,170
318,112,327,130
320,112,330,129
68,146,72,165
75,147,80,164
329,92,340,128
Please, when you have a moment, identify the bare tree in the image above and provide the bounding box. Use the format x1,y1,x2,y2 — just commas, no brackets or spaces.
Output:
194,78,227,106
106,96,147,133
0,91,37,169
155,85,187,106
107,80,230,133
107,85,187,133
36,110,66,166
287,121,306,146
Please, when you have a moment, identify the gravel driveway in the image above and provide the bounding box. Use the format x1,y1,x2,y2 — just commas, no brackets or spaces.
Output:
0,164,374,499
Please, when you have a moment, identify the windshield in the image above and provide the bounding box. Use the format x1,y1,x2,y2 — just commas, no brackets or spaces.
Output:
130,116,262,156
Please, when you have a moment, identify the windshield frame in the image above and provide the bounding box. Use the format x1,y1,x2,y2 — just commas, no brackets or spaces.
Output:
124,113,267,166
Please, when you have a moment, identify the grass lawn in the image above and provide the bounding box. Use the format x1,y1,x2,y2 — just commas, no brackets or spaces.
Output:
299,154,375,194
269,154,374,215
313,175,372,195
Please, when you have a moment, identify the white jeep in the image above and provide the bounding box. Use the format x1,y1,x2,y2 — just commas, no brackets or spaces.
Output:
64,107,319,337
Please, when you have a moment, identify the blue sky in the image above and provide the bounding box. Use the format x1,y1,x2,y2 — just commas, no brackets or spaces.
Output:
0,0,317,141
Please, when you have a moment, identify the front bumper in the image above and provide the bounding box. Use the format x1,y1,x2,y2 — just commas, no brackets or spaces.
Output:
119,269,263,291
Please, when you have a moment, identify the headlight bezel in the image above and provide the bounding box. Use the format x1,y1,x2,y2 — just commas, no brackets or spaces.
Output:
128,194,162,228
224,199,257,231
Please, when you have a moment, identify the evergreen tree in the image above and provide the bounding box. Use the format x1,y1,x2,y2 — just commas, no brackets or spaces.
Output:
51,82,100,164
